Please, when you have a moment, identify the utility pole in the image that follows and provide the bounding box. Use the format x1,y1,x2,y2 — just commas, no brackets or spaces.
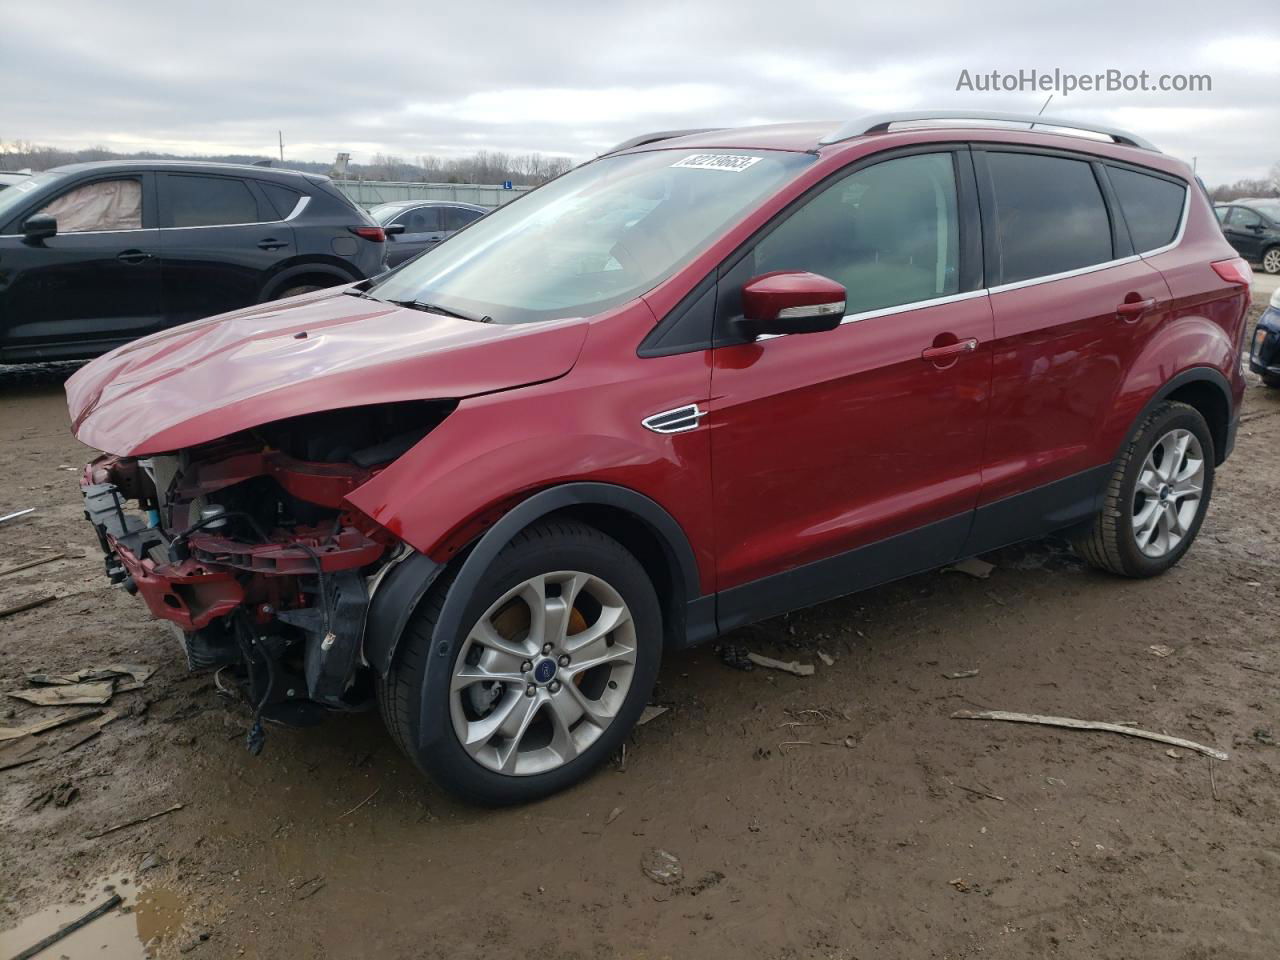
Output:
278,131,284,163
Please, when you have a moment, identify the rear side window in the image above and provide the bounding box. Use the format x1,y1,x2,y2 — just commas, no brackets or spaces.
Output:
163,175,259,228
442,206,482,231
987,152,1112,284
257,181,303,219
754,152,960,314
1107,167,1186,252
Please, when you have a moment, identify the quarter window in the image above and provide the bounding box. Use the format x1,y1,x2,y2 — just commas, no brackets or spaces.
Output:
754,152,960,314
987,152,1112,284
37,178,142,233
163,175,259,228
1107,167,1186,252
257,181,302,220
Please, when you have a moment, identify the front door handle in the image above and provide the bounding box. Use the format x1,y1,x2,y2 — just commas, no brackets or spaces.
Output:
116,250,152,264
1116,297,1157,322
257,238,288,250
921,338,978,362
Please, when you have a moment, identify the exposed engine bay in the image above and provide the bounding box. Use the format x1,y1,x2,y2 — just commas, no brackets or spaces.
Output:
80,400,455,750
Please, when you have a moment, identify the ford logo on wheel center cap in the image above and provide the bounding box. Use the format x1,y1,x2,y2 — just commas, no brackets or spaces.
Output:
533,659,557,684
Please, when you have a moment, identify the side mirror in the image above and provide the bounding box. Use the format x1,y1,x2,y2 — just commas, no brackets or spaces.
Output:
732,271,847,340
22,214,57,245
384,223,406,237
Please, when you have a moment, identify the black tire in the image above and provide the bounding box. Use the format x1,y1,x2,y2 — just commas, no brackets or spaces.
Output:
273,283,324,300
1263,373,1280,389
1071,401,1214,577
378,520,662,805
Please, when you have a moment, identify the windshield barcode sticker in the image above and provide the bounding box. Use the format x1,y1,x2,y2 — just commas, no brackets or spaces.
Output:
671,154,762,173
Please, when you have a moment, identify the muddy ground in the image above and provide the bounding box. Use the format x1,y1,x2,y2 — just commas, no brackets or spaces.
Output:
1,299,1278,960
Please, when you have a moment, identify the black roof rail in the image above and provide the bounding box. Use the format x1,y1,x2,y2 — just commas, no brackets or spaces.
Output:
820,111,1159,152
601,128,723,156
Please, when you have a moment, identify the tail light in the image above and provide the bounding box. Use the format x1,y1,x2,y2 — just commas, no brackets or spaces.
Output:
348,226,386,242
1211,257,1253,287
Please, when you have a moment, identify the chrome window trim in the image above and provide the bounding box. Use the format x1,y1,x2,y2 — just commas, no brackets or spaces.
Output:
756,288,987,340
0,192,311,237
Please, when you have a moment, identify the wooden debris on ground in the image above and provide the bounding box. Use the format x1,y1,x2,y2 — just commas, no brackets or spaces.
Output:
606,806,624,825
1148,644,1175,658
0,507,36,525
85,802,185,840
337,787,380,819
943,557,995,580
943,669,979,679
0,552,65,578
10,893,121,960
0,594,55,618
745,653,815,677
0,738,45,771
0,708,103,742
952,709,1229,761
817,650,835,667
9,680,116,706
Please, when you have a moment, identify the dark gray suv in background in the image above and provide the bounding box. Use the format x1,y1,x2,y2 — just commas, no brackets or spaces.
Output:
0,161,389,363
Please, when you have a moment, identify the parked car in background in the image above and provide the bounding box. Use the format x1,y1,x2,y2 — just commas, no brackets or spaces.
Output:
0,161,389,363
1215,199,1280,274
369,200,487,266
68,113,1251,805
0,171,32,191
1248,284,1280,387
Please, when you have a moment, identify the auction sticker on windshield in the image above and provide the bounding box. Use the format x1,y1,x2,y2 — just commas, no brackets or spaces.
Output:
671,154,762,172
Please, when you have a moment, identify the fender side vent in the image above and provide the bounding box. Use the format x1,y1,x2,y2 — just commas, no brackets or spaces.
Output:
642,404,705,435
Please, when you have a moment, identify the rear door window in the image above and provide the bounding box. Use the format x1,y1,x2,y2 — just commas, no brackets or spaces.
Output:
1227,207,1263,229
162,175,260,228
442,206,482,231
1106,167,1186,252
753,152,960,314
986,152,1112,284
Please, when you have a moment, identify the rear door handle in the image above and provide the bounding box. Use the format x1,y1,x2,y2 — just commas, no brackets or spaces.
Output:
921,338,978,362
116,250,152,264
257,238,288,250
1116,297,1157,322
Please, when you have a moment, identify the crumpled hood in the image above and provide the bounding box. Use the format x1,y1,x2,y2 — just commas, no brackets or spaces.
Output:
66,287,589,455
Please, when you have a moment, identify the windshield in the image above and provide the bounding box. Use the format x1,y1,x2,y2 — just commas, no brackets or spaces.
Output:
367,149,816,324
0,170,63,227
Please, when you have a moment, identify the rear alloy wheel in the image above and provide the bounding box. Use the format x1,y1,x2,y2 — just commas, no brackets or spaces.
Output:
1071,401,1214,577
1263,247,1280,275
379,520,661,804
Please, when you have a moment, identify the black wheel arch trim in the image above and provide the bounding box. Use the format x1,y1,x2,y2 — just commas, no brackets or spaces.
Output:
1131,366,1235,465
409,481,706,750
258,261,361,301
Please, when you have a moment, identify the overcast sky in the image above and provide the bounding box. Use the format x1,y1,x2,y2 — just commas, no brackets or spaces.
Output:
3,0,1277,185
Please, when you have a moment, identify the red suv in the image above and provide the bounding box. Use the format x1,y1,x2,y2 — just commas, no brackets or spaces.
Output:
67,112,1252,804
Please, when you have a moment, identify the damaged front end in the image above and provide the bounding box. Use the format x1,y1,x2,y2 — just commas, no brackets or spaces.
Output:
80,401,453,742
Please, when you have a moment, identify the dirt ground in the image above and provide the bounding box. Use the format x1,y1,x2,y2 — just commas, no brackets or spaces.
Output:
1,300,1278,960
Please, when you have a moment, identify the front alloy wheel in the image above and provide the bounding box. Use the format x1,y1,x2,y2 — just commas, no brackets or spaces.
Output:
1263,247,1280,275
378,520,662,804
451,571,637,776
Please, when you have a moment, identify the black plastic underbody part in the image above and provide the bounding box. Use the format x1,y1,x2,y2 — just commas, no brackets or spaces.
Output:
363,551,444,677
275,569,369,707
82,482,158,584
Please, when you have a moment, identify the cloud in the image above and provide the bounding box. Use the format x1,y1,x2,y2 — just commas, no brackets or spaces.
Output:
1,1,1276,184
